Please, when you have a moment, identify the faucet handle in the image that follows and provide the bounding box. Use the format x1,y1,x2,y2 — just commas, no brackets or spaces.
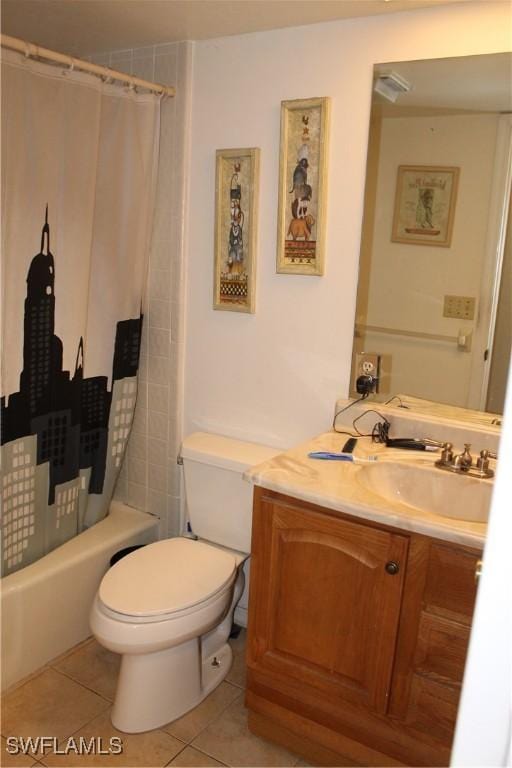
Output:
476,449,495,478
477,449,490,472
440,442,454,464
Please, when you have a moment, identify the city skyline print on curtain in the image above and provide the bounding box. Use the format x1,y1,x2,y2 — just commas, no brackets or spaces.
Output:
1,211,143,576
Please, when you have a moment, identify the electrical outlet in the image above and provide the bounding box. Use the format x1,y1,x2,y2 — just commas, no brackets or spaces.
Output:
355,353,380,392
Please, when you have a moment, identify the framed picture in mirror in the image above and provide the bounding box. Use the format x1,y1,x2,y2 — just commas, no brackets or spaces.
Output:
277,97,330,275
391,165,460,247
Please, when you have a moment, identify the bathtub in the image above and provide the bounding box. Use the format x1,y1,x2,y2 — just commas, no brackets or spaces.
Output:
1,501,158,691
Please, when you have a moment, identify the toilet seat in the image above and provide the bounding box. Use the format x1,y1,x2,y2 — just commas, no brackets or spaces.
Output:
99,537,237,620
96,578,235,624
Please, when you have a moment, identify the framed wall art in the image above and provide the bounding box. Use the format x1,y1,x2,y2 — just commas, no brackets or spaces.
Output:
214,147,260,313
276,97,330,275
391,165,460,247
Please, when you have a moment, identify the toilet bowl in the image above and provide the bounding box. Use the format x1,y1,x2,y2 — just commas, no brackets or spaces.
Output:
90,537,246,733
90,432,281,734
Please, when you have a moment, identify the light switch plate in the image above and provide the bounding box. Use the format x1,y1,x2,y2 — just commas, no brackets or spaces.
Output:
443,295,476,320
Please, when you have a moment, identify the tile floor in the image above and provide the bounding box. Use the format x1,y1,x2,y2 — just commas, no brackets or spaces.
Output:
1,630,308,768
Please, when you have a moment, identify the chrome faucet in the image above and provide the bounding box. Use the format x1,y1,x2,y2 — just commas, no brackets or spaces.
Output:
453,443,473,471
435,442,494,479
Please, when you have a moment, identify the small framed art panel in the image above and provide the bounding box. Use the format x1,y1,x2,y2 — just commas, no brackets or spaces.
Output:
277,97,330,275
391,165,460,247
214,147,260,312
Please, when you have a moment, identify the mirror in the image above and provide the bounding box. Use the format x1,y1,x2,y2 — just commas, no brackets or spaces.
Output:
352,53,511,416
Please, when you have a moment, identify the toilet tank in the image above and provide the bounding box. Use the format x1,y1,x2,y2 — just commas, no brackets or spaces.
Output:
180,432,281,553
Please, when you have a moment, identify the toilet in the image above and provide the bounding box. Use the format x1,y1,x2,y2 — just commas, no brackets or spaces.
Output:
90,432,280,733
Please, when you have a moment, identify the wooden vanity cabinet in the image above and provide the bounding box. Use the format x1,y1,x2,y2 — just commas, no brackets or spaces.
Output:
246,487,481,767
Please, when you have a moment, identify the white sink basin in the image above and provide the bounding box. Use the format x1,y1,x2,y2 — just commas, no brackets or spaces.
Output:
357,462,492,523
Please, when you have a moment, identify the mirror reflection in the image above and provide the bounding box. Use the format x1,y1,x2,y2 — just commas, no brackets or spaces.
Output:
352,53,511,415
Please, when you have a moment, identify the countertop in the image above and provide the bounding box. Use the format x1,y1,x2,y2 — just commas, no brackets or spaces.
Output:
244,431,488,549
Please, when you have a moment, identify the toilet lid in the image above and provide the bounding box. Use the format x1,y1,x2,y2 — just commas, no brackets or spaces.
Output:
99,538,236,618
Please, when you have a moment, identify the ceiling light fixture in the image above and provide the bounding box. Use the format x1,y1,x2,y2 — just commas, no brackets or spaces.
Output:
374,71,412,103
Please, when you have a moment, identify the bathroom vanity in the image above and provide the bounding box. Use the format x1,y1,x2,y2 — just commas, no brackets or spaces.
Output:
244,429,489,766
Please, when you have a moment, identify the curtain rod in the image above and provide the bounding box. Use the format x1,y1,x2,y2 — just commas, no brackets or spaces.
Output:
0,34,176,97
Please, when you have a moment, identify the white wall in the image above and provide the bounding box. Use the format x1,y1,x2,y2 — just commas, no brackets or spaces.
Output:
184,1,511,448
361,112,499,407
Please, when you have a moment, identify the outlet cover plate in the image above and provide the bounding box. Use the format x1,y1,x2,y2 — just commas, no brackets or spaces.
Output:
443,295,476,320
355,353,380,391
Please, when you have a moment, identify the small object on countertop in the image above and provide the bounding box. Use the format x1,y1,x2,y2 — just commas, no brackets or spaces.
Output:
342,437,358,453
385,438,440,452
307,451,378,462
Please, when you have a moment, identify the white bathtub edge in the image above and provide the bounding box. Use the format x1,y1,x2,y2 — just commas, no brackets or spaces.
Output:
1,501,159,691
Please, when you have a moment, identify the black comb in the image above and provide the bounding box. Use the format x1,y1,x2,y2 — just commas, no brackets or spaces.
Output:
342,437,358,454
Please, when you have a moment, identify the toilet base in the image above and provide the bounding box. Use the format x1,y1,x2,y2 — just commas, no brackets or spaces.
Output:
111,639,233,733
200,640,233,695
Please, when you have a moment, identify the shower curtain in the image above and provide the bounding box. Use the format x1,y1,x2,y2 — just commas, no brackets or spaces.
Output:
1,49,160,576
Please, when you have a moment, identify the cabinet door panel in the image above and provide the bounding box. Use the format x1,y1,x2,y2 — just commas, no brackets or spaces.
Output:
273,528,382,683
414,613,470,686
423,543,479,624
248,496,409,714
405,675,459,743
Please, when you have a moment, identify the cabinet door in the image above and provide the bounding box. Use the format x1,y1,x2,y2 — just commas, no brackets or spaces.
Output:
248,492,409,714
